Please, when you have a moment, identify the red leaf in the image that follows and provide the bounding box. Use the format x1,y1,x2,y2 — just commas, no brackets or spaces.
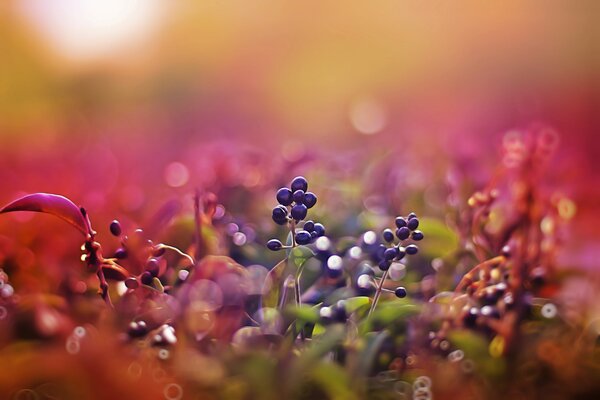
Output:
0,193,89,236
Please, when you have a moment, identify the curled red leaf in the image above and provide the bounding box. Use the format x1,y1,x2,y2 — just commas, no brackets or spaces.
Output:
0,193,89,236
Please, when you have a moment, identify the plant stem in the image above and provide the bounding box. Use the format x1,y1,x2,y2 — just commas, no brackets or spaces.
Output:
158,244,196,266
368,269,389,318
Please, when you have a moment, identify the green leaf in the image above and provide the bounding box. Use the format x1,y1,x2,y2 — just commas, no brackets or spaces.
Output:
261,258,292,309
371,302,421,325
418,217,459,258
354,330,389,378
284,304,321,324
289,245,315,268
344,296,372,315
261,246,314,314
309,363,360,400
291,324,346,375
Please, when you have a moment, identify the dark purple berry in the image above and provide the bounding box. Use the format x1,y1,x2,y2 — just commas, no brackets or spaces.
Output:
128,320,148,338
407,212,417,220
384,247,398,261
376,244,386,260
378,259,391,271
382,229,394,243
291,204,308,221
396,246,406,260
325,255,343,278
267,239,283,251
464,307,479,327
291,176,308,192
146,258,160,277
395,286,407,298
109,220,122,236
114,248,127,259
153,245,166,257
407,218,419,230
141,271,154,285
125,277,139,289
396,226,410,240
303,192,317,208
276,187,293,206
411,230,424,241
303,220,315,232
405,244,419,255
395,217,407,228
272,205,288,225
481,305,500,319
332,301,347,322
295,230,311,245
313,223,325,237
292,190,305,203
310,231,318,240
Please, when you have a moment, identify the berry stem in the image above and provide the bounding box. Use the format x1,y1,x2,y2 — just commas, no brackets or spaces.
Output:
193,190,203,262
289,219,297,248
156,244,196,266
368,269,389,318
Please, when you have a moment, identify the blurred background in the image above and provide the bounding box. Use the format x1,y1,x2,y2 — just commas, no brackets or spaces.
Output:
0,0,598,266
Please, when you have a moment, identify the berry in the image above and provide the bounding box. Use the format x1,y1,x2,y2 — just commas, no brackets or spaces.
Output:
295,230,311,245
292,190,305,203
272,205,288,225
310,231,318,240
405,244,419,255
384,247,398,261
291,204,308,221
407,212,417,220
303,220,315,232
313,223,326,237
481,305,500,319
394,286,407,298
276,187,293,206
396,246,406,260
407,218,419,230
382,229,394,243
395,217,407,228
109,220,122,236
114,248,127,259
326,255,343,278
141,271,153,285
125,277,139,289
396,227,410,240
303,192,317,208
291,176,308,192
267,239,283,251
153,245,166,257
128,320,148,338
464,307,479,327
378,259,391,271
146,258,160,277
411,230,424,241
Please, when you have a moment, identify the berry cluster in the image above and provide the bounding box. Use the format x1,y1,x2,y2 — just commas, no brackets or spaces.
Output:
378,213,423,272
267,176,326,250
353,213,424,302
0,268,14,300
272,176,317,224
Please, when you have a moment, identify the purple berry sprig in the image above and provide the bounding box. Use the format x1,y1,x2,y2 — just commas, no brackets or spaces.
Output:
367,212,424,318
267,176,325,251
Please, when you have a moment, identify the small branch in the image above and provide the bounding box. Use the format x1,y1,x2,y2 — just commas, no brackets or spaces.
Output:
157,244,196,266
368,269,389,319
193,190,202,263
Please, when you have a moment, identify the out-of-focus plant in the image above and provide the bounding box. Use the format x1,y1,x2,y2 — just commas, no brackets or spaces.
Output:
0,128,597,399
